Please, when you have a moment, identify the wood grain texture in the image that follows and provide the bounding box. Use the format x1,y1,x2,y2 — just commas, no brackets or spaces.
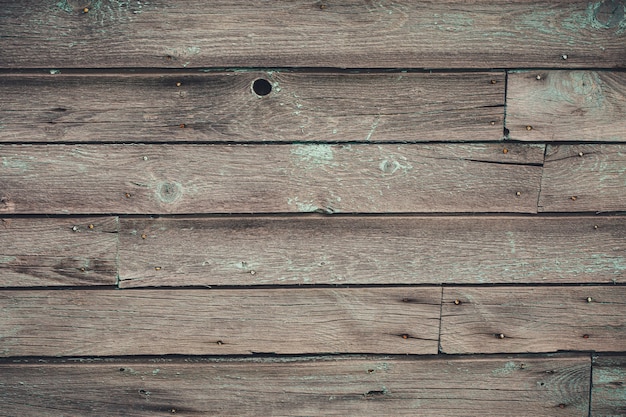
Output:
0,72,505,142
2,1,625,68
441,286,626,354
119,216,626,287
592,355,626,416
0,288,440,356
0,143,544,214
539,144,626,212
0,355,590,416
507,71,626,142
0,217,118,287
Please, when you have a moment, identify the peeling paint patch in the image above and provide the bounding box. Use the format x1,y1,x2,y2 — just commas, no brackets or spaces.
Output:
291,144,334,166
287,197,319,212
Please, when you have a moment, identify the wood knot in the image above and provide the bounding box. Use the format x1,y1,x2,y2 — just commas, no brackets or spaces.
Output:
156,182,183,204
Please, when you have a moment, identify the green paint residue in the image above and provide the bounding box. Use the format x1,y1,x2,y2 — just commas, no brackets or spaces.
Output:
56,0,73,13
2,157,30,172
492,361,517,376
0,256,16,264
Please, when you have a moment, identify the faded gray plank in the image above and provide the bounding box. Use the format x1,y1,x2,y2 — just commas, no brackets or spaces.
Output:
441,286,626,354
0,355,590,416
539,144,626,212
0,143,544,214
0,288,440,356
592,355,626,416
2,1,625,68
0,217,117,287
507,71,626,142
0,72,505,142
119,216,626,287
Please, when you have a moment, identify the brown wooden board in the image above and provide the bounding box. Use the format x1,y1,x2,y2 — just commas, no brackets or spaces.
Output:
0,72,505,143
441,286,626,354
0,288,441,356
0,355,590,416
119,216,626,287
2,1,625,69
0,143,544,214
539,144,626,213
592,355,626,416
0,217,117,287
507,71,626,142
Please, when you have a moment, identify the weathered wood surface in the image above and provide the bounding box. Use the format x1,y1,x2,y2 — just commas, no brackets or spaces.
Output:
0,217,117,287
0,72,505,142
0,144,544,214
119,216,626,287
592,355,626,416
2,1,625,69
507,71,626,142
441,286,626,354
539,144,626,213
0,288,440,356
0,355,590,416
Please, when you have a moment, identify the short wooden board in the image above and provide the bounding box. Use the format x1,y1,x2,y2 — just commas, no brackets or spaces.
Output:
507,71,626,142
441,286,626,354
0,143,544,214
0,288,441,356
0,355,591,416
119,216,626,287
0,72,505,142
2,1,625,68
592,355,626,417
0,217,117,287
539,144,626,213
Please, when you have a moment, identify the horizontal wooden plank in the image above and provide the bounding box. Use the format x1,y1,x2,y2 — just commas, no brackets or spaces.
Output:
539,144,626,212
0,288,440,356
592,355,626,416
0,72,505,142
2,1,625,68
507,71,626,142
0,355,590,416
0,217,118,287
0,143,544,214
441,286,626,354
119,216,626,287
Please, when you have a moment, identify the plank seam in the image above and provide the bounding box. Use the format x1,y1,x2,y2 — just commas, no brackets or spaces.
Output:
536,145,548,212
438,286,444,353
588,352,593,417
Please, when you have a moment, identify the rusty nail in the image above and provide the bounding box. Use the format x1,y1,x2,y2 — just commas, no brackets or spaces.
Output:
594,225,598,229
125,193,131,198
490,80,497,84
176,82,181,87
155,266,161,271
583,334,589,339
401,334,409,339
526,125,533,131
503,148,508,154
578,152,584,157
536,75,542,80
561,54,568,60
516,191,521,196
571,196,577,201
72,226,79,232
586,297,592,303
498,333,505,339
141,234,147,239
490,121,496,126
454,299,461,305
83,7,89,13
88,224,94,229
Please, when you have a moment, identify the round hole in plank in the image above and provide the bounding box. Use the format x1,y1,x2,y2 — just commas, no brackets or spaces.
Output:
252,79,272,96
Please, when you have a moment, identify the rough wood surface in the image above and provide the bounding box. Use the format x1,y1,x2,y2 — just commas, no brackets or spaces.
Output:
0,143,544,214
592,355,626,416
441,286,626,354
119,216,626,287
0,72,505,142
2,1,625,69
0,355,590,416
539,144,626,212
0,288,441,356
0,217,118,287
507,71,626,142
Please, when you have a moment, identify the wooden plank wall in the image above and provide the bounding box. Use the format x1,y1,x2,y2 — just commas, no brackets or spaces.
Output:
1,1,625,415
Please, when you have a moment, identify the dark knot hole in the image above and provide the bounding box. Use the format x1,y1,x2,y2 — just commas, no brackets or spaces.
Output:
252,78,272,96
